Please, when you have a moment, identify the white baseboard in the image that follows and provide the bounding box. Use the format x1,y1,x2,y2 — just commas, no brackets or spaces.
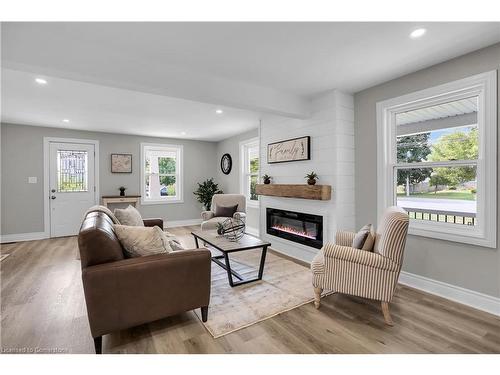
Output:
0,231,48,244
399,271,500,316
245,226,259,236
165,218,202,228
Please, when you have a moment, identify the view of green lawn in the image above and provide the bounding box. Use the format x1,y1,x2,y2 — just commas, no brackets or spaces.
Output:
397,190,476,201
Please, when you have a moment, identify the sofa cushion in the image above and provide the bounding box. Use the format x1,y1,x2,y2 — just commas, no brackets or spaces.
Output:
214,204,238,218
114,205,144,227
201,216,229,231
352,224,374,251
163,230,185,251
114,224,173,258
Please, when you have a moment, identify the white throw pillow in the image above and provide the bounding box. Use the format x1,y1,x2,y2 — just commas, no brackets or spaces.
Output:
114,224,173,257
114,205,144,227
352,224,375,251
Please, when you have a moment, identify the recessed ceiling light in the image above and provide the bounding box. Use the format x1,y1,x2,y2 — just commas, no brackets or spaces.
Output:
410,28,426,39
215,109,223,114
180,131,187,135
35,77,48,85
62,119,70,123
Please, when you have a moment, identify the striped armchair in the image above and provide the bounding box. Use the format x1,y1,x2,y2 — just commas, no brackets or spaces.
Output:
311,206,409,325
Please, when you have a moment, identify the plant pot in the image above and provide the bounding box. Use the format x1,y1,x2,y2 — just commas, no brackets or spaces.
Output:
263,179,271,185
307,179,316,186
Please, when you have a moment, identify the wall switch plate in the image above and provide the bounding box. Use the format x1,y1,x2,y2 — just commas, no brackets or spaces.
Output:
28,177,37,184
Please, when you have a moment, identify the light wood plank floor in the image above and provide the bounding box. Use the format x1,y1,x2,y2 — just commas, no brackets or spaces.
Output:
1,226,499,354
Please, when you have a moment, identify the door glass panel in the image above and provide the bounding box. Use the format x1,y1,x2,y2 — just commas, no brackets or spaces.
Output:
57,150,88,192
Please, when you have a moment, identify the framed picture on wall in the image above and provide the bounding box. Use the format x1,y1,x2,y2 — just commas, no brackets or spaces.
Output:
111,153,132,173
267,136,310,163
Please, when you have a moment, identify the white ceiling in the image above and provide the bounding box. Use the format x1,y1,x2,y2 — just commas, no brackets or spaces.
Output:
3,22,500,95
1,22,499,140
1,69,264,141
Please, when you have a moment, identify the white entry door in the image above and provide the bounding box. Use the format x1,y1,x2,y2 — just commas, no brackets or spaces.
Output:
49,142,97,237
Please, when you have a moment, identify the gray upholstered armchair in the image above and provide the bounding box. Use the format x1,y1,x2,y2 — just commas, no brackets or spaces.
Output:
311,206,409,325
201,194,247,230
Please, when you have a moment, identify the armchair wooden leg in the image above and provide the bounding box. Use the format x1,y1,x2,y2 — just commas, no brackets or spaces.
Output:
93,336,102,354
381,302,394,326
313,287,323,309
201,306,209,322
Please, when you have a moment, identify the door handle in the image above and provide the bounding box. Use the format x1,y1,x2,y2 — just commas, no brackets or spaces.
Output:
51,195,56,200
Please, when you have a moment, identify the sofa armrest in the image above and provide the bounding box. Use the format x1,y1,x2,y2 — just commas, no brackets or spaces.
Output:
323,243,399,272
201,211,215,221
143,218,164,228
82,249,211,337
233,212,246,221
335,230,356,246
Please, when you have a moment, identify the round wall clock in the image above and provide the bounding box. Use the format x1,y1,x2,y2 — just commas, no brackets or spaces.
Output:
221,153,232,175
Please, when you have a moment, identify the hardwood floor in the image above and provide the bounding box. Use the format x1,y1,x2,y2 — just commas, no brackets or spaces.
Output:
1,226,499,354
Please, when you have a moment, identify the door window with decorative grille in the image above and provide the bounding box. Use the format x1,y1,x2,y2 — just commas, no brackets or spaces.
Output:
57,150,88,192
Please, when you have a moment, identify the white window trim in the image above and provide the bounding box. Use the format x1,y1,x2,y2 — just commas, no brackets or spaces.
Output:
376,70,497,248
240,137,260,208
140,143,184,205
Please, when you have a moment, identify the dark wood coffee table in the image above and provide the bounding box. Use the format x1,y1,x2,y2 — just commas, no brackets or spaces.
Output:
191,230,271,287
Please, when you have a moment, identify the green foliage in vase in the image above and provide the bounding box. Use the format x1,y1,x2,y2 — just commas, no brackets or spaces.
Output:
305,172,318,180
193,178,223,210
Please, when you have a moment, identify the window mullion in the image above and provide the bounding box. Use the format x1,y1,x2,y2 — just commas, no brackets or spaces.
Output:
394,159,477,169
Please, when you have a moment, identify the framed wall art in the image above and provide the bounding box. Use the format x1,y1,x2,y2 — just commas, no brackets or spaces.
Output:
111,153,132,173
267,136,310,164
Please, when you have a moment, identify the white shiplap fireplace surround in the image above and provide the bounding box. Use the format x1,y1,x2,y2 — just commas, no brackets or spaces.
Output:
259,90,356,262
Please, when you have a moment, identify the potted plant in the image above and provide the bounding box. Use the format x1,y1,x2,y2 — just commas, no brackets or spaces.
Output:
305,172,318,186
262,174,272,184
118,186,126,196
193,178,223,210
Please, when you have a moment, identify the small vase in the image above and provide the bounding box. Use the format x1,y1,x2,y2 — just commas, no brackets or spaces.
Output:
307,179,316,186
119,189,126,196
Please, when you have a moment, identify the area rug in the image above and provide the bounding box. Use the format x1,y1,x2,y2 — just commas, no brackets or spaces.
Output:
192,248,328,338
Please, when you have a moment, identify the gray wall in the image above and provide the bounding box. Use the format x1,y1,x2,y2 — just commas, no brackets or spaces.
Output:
1,123,218,235
215,128,259,231
354,43,500,297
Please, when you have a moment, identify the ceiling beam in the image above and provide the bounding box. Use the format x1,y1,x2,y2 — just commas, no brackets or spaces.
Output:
2,59,311,119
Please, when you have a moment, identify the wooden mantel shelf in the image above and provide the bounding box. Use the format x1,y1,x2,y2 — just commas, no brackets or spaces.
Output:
255,184,332,201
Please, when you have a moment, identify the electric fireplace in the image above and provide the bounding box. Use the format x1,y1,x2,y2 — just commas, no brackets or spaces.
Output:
266,208,323,249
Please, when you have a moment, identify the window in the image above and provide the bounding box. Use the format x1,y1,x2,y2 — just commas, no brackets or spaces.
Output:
240,138,260,206
377,71,496,247
57,150,88,192
141,143,183,204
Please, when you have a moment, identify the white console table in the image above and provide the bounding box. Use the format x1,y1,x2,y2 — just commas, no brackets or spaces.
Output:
101,195,141,208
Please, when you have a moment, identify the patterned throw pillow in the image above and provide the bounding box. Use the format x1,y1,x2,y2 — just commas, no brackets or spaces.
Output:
114,205,144,226
352,224,375,251
163,230,185,251
214,204,238,218
114,224,173,257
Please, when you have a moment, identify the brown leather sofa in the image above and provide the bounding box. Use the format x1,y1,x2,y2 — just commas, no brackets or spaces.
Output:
78,211,212,354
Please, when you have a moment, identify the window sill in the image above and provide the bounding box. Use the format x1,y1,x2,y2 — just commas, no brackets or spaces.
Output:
408,221,496,248
141,199,184,205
